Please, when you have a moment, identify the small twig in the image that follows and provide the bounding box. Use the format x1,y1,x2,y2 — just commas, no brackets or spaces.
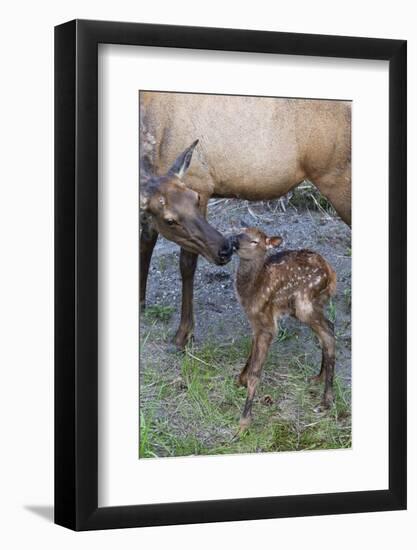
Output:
247,203,273,223
185,349,213,368
309,193,332,220
247,204,260,220
208,198,228,208
303,421,321,428
141,320,157,348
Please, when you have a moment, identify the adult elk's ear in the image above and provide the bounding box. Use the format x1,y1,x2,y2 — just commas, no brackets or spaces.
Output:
167,140,199,179
139,188,151,211
140,154,154,179
140,180,162,211
266,236,283,249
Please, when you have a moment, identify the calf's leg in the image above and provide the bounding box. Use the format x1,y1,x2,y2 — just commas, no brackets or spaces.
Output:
309,313,335,411
309,355,326,384
239,330,273,430
236,339,253,387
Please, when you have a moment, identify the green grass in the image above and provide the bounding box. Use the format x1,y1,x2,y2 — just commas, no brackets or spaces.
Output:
344,288,352,307
143,304,175,323
157,256,168,272
139,336,351,458
327,298,336,323
289,181,336,216
139,410,157,458
276,324,295,343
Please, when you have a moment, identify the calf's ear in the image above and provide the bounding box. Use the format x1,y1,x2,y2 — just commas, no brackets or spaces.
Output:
266,236,283,249
168,140,199,179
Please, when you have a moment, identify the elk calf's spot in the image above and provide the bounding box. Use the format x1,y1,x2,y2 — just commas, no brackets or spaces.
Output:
232,227,337,433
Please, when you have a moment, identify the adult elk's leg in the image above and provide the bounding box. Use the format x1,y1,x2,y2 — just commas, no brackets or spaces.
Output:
174,249,198,349
313,165,351,226
239,330,274,430
140,222,158,311
173,195,208,350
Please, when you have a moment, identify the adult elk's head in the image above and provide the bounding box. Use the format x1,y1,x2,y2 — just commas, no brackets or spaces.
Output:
140,140,232,265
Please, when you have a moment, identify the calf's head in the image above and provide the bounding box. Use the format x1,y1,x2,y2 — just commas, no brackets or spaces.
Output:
230,227,283,261
140,140,232,265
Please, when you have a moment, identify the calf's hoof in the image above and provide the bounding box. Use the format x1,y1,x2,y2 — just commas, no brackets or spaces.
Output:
309,373,324,385
231,416,252,441
235,373,248,388
313,395,334,413
239,415,252,430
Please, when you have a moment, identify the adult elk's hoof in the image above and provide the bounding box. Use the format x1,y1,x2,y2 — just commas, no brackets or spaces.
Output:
165,343,184,355
173,328,193,350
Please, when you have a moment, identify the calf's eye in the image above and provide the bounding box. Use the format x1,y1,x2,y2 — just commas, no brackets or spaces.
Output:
166,218,176,226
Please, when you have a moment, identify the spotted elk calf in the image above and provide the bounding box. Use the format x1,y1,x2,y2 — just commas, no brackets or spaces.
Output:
231,227,337,432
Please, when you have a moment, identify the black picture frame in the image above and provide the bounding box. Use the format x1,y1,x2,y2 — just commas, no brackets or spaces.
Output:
55,19,407,531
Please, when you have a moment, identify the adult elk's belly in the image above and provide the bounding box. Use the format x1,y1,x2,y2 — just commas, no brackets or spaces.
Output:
212,173,301,201
206,109,304,200
210,147,304,201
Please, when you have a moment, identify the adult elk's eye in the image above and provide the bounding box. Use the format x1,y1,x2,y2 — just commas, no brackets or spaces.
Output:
251,240,259,245
166,218,176,226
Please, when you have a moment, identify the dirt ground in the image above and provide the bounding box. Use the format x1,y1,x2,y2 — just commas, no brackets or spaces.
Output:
139,193,352,458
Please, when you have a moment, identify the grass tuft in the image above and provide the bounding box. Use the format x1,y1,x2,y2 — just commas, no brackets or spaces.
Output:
143,304,176,323
327,298,336,323
288,181,336,216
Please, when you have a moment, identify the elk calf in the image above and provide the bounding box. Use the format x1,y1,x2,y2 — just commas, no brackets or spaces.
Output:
231,227,337,432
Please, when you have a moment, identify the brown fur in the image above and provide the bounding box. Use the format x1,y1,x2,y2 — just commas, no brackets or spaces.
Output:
233,227,336,431
141,92,351,223
140,92,350,348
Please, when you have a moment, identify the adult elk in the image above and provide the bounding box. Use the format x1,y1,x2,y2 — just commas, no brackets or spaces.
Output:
140,92,351,349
